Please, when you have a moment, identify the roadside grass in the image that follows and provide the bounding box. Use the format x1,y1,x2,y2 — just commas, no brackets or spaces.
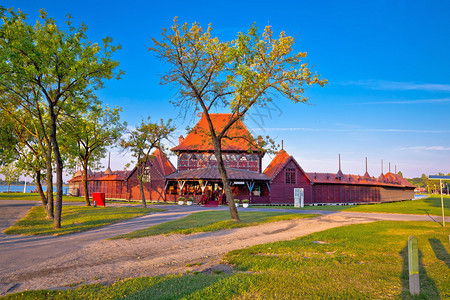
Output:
3,206,165,236
255,194,450,216
0,193,85,202
112,211,319,239
2,274,228,300
5,221,449,299
0,193,163,205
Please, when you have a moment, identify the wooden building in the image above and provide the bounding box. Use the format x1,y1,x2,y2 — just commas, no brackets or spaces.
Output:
68,149,175,201
68,113,415,204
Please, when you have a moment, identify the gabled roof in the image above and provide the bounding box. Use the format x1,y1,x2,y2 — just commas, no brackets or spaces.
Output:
68,149,176,183
166,167,269,181
171,113,260,152
263,149,310,182
264,150,290,179
151,148,177,176
127,149,176,179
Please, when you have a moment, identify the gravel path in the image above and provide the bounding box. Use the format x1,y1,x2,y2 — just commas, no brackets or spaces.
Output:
0,201,446,295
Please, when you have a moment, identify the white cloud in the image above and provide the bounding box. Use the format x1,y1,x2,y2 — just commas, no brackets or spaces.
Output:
343,79,450,92
253,127,450,133
396,146,450,151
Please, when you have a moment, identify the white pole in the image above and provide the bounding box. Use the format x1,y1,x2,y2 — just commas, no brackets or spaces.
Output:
23,176,27,193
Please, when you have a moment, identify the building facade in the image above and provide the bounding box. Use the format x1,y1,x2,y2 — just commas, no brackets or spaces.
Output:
69,113,415,204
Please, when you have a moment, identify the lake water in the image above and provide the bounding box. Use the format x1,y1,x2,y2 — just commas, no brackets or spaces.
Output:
414,194,428,200
0,185,63,193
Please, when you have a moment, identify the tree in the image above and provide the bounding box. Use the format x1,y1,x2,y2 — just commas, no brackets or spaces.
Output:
0,8,122,228
121,118,175,208
62,104,126,206
0,162,22,192
150,19,326,221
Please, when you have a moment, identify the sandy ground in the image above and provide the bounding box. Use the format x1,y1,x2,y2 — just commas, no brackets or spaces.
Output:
2,213,375,294
0,202,445,295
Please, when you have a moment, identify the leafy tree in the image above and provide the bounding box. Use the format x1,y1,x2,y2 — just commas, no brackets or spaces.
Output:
397,171,403,177
61,104,126,206
120,118,175,208
0,162,22,192
150,19,326,220
0,8,122,228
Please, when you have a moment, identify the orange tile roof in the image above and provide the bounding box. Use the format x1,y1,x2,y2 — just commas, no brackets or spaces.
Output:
263,150,291,179
151,148,177,176
171,113,260,152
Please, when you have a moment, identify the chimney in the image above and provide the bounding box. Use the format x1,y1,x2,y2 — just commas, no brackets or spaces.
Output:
178,135,184,145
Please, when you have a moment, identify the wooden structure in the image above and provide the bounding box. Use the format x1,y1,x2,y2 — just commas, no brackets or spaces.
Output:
68,149,175,201
69,113,415,204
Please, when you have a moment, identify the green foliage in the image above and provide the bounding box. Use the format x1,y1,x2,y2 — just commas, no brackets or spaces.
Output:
0,7,123,227
62,104,126,173
3,205,165,236
0,162,23,192
112,211,317,239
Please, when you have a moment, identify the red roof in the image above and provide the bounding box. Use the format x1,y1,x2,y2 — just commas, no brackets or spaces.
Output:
171,113,260,152
306,171,415,188
264,150,291,179
150,148,177,176
68,149,175,182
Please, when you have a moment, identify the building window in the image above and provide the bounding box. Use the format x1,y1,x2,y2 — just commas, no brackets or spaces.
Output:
286,168,296,184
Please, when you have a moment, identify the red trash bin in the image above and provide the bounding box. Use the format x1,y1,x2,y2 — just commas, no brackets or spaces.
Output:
93,192,106,207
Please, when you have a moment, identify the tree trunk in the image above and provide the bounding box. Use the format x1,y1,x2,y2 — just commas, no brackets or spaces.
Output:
7,183,10,193
45,142,54,220
82,160,91,206
139,178,147,208
49,103,63,229
35,170,48,209
213,140,240,221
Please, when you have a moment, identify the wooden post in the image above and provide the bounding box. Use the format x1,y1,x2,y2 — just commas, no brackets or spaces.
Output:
440,179,445,227
408,236,420,295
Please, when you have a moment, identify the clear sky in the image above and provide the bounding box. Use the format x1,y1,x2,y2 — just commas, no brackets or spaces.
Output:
4,0,450,180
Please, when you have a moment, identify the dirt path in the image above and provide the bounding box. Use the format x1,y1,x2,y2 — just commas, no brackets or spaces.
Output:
0,203,446,295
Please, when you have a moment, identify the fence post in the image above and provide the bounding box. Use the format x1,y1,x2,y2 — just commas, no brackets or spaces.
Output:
408,236,420,295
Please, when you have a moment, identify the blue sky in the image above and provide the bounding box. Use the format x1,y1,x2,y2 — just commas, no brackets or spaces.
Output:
4,0,450,179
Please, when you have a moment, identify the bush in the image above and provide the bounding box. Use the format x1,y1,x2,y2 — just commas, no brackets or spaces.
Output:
242,199,249,204
178,197,185,202
188,197,194,202
234,199,240,204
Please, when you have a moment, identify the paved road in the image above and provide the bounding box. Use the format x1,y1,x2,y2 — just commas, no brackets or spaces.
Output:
0,200,448,295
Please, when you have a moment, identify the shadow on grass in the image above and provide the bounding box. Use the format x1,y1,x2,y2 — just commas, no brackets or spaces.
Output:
127,273,229,299
429,238,450,269
400,246,440,299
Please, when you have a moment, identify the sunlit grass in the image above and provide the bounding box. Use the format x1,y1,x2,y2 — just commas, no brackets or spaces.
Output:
0,192,85,202
6,221,449,299
257,195,450,216
113,211,318,239
3,206,165,236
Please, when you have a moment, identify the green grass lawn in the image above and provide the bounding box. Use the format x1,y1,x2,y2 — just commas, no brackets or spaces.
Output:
113,211,319,239
5,220,449,299
256,194,450,216
0,192,85,202
3,206,165,236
